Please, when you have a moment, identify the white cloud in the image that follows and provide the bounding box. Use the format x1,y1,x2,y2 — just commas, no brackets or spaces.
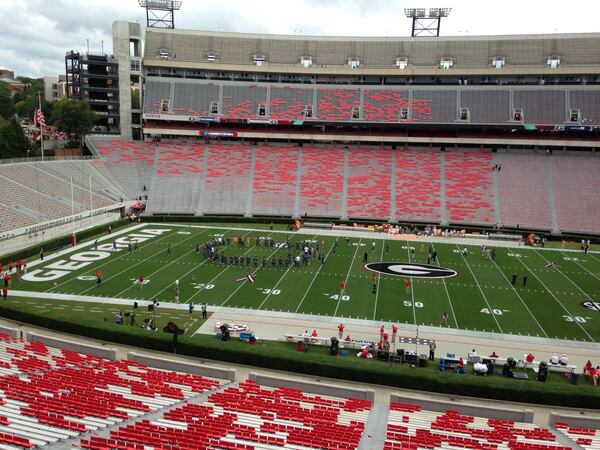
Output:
1,0,599,78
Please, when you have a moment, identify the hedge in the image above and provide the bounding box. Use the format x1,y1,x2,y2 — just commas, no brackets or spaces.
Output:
0,304,598,410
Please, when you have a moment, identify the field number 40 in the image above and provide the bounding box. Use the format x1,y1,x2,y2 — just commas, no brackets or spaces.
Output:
481,308,505,315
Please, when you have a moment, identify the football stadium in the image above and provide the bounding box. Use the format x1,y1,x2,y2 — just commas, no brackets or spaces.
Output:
0,1,600,449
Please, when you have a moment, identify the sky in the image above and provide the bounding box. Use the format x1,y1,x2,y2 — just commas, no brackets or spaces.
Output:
1,0,599,78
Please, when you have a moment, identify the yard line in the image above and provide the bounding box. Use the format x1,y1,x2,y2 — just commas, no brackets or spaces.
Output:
490,258,548,337
372,240,385,320
406,243,417,325
218,242,286,307
586,252,600,265
454,244,503,333
108,229,209,297
514,252,595,342
149,231,255,302
559,251,600,282
294,239,336,313
333,238,362,317
535,250,599,301
46,225,177,292
430,244,459,328
185,232,275,304
257,235,317,310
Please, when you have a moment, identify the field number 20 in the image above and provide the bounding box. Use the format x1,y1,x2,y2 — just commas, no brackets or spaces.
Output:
563,315,589,323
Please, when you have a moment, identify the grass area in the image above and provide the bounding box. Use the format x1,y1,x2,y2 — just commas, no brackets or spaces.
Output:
13,222,600,342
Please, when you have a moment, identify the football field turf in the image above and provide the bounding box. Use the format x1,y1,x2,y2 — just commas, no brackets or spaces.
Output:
15,223,600,342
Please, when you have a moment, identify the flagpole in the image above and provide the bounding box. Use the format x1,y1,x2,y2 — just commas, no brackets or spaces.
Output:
38,92,44,161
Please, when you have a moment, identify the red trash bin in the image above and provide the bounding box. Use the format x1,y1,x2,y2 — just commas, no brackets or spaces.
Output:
297,341,304,352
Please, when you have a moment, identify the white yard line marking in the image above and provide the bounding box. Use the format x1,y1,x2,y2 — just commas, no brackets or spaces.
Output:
295,239,336,314
559,251,600,282
491,257,548,338
47,225,177,293
185,232,271,304
333,238,361,317
535,250,598,302
455,244,503,333
108,228,208,297
258,235,317,310
430,244,459,328
372,242,385,320
514,252,594,342
406,243,417,325
218,243,285,308
149,231,254,302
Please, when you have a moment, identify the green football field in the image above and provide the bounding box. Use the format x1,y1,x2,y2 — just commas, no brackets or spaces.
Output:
14,223,600,342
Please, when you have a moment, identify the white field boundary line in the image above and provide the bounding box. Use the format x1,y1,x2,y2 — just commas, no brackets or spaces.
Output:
491,255,548,338
454,244,503,333
217,242,287,308
333,238,362,317
513,251,595,342
149,231,254,303
107,228,208,298
257,235,318,311
26,223,148,269
294,239,336,314
138,222,600,255
558,250,600,282
372,242,385,320
47,224,177,293
8,289,600,351
430,243,459,328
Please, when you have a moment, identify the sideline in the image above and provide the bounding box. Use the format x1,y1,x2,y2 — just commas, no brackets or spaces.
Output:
8,288,600,352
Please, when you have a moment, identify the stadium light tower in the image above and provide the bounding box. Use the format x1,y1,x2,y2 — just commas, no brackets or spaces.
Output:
404,7,451,37
139,0,182,29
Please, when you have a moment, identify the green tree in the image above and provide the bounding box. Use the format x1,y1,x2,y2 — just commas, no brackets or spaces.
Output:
0,81,14,119
51,98,96,147
131,89,140,109
0,117,31,159
15,97,53,123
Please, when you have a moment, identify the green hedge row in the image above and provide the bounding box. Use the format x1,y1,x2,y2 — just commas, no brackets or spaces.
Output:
1,304,597,410
1,218,129,261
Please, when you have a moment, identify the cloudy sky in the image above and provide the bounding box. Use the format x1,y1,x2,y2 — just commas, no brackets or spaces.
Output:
1,0,599,78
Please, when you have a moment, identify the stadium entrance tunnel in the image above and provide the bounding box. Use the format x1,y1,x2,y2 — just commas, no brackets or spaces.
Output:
365,262,457,279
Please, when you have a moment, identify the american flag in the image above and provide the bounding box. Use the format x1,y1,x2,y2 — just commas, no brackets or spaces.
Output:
34,100,46,128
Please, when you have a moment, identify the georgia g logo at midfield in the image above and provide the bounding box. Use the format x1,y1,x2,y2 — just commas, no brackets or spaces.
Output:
365,262,457,279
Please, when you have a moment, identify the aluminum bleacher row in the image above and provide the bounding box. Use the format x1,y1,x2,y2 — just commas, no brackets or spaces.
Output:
78,379,372,450
143,78,600,125
85,137,600,234
0,160,128,233
0,333,225,449
554,423,600,450
385,402,571,450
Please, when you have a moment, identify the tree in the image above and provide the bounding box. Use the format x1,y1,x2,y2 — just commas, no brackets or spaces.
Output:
0,81,14,119
131,89,140,109
15,97,53,123
0,117,31,159
52,98,96,147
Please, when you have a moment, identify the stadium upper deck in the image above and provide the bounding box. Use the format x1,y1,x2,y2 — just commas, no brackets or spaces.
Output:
143,28,600,78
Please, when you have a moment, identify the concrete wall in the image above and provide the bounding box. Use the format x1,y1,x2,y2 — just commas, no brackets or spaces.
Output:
127,352,235,381
0,326,19,339
548,412,600,429
26,332,117,360
249,372,375,401
390,393,534,423
0,211,121,256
